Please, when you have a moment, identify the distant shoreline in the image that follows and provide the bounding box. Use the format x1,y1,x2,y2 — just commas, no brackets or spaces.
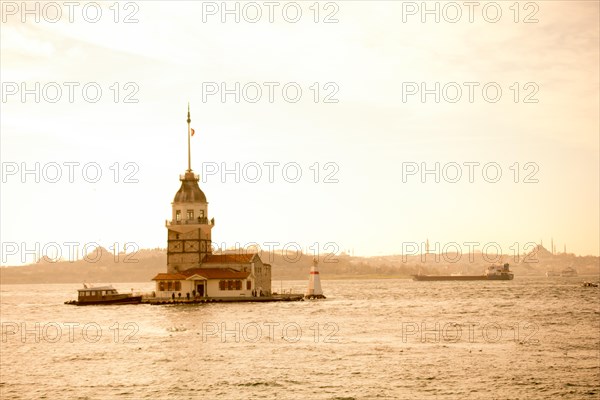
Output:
2,246,598,285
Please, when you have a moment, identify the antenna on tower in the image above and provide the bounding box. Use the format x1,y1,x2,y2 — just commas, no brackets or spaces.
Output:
187,103,192,172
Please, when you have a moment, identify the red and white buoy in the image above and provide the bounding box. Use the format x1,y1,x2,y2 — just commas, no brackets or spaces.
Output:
305,258,326,299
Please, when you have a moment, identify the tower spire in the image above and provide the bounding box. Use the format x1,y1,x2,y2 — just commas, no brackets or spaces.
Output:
187,103,191,172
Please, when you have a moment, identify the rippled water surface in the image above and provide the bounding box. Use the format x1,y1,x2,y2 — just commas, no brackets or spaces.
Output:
1,277,599,399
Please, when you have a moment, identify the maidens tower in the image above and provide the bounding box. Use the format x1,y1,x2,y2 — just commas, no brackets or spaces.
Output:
166,105,214,273
305,258,326,299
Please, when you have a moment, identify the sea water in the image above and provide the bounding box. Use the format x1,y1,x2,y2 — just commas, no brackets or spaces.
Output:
1,277,598,399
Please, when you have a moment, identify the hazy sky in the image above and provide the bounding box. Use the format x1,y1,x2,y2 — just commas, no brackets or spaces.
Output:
1,1,599,265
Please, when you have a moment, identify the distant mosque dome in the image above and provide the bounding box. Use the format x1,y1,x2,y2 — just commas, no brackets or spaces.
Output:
173,172,207,203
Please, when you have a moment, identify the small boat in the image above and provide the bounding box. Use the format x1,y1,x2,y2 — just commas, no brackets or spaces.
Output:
545,270,560,277
582,282,599,288
413,263,514,281
64,285,142,306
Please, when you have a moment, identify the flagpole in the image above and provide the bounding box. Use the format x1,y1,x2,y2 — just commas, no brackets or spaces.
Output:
187,103,191,172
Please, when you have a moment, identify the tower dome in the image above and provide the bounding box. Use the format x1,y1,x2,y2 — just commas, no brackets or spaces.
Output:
173,172,207,203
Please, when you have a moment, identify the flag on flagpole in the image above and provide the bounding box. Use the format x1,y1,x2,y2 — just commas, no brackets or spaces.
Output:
191,128,195,136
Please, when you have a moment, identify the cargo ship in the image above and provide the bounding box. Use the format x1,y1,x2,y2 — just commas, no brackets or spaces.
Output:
412,263,514,281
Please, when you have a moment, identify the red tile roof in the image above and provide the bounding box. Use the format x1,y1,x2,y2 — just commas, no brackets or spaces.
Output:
152,273,187,280
182,268,250,279
203,253,256,264
152,268,250,281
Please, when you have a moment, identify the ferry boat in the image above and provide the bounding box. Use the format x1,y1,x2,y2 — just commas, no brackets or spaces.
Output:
412,263,514,281
64,285,142,306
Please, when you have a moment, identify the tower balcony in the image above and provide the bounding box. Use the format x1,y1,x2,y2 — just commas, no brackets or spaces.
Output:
180,173,199,181
165,217,215,227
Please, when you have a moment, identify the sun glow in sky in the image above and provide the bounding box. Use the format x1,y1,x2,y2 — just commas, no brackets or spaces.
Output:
1,1,598,265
